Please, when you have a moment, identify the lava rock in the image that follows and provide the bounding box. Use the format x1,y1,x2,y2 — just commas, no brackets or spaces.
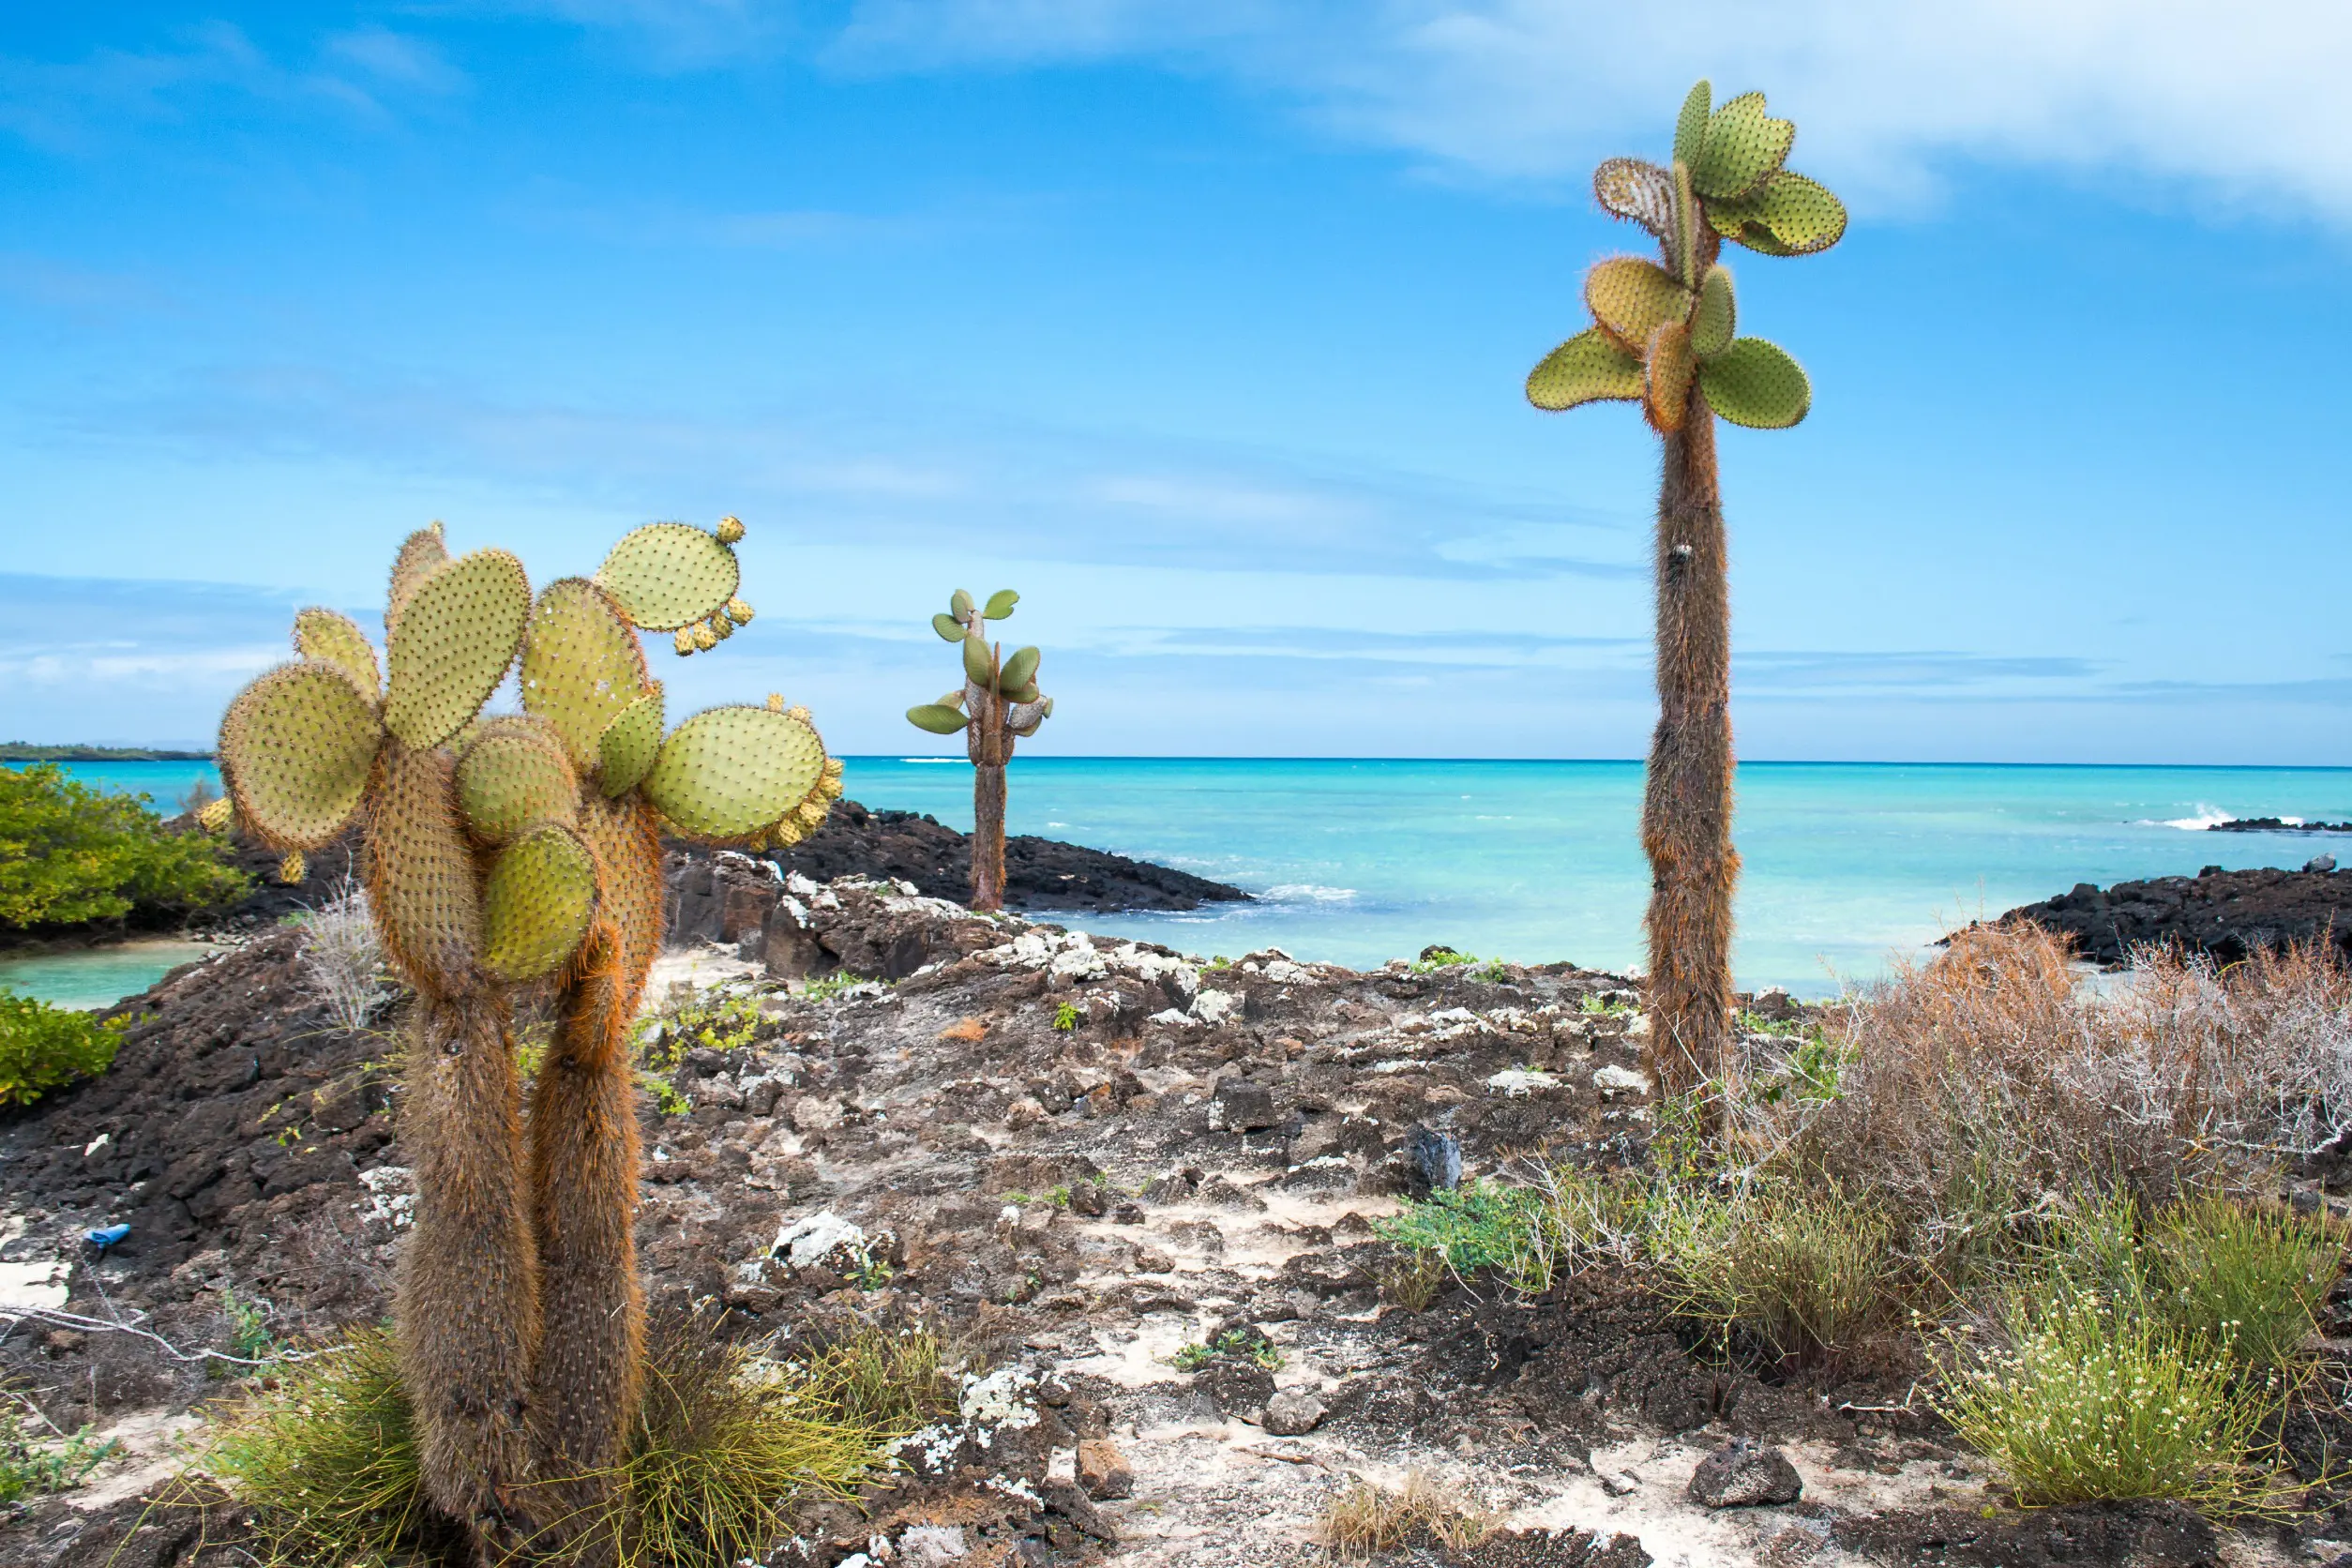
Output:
1260,1389,1325,1436
1687,1440,1802,1508
1077,1437,1134,1500
1983,865,2352,966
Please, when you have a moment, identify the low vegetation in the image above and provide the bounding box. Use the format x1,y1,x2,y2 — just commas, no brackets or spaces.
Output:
294,880,394,1033
0,988,125,1106
0,761,247,929
1373,927,2352,1514
196,1315,958,1568
1318,1470,1495,1559
0,1393,120,1504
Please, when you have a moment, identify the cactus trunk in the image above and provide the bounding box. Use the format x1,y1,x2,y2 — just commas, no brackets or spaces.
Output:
970,685,1008,913
1641,405,1738,1118
396,994,542,1552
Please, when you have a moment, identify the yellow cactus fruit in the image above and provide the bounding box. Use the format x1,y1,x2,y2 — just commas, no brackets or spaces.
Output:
218,661,384,850
595,522,743,631
791,798,829,831
293,607,383,701
690,622,717,652
706,612,734,642
195,795,235,835
673,628,695,656
1584,257,1694,354
715,515,746,544
383,548,533,749
765,693,784,712
456,718,579,846
641,704,827,844
596,690,665,799
1642,319,1697,434
785,704,811,724
767,817,807,850
519,578,651,767
726,597,755,626
278,851,307,885
385,522,448,636
481,822,600,982
367,742,482,996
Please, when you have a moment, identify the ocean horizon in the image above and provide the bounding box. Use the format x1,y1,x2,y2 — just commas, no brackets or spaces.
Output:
23,756,2352,999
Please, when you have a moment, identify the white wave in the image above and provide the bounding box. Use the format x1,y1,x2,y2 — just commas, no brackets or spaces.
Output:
1264,883,1357,904
897,758,960,764
2144,804,2232,831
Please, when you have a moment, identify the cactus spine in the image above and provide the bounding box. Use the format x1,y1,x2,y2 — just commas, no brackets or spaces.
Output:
1525,83,1844,1117
905,589,1052,912
214,517,842,1559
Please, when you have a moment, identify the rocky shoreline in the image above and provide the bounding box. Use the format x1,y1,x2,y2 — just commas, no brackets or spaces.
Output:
1989,861,2352,967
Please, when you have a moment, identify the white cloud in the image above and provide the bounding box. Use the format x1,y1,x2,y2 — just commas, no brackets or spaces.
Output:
820,0,2352,220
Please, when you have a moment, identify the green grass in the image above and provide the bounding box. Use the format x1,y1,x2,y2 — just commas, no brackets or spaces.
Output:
1373,1180,1565,1295
2149,1194,2342,1372
0,989,124,1107
797,972,870,1003
0,1401,120,1504
1171,1329,1281,1372
1648,1184,1897,1368
197,1318,957,1568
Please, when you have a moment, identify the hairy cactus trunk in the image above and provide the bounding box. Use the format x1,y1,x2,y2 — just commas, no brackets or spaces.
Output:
398,994,541,1552
966,681,1009,912
1642,405,1737,1118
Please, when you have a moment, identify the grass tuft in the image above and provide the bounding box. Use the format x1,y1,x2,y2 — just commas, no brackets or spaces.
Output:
1319,1470,1495,1559
2148,1193,2342,1373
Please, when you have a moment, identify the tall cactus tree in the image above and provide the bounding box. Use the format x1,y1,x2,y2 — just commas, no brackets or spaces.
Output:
215,519,842,1559
1525,82,1844,1113
905,589,1052,912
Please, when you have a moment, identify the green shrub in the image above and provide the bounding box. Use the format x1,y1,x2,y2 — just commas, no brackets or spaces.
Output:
0,763,248,928
2149,1194,2343,1372
1051,1003,1079,1031
1649,1184,1897,1367
0,990,124,1106
0,1407,119,1503
1933,1290,2285,1512
1375,1180,1558,1292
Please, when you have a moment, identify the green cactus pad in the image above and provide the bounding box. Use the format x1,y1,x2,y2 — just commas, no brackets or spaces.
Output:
519,578,650,766
1698,337,1812,429
293,608,383,701
595,523,743,632
383,548,532,749
1709,171,1847,255
1691,265,1736,358
961,635,995,687
1527,328,1644,412
1643,320,1696,433
457,719,579,845
1672,81,1711,169
368,741,482,996
385,524,447,635
1584,258,1694,354
481,821,599,982
596,690,664,797
642,705,828,843
932,612,964,642
907,703,972,735
218,661,384,850
984,589,1018,619
1594,158,1674,248
950,589,973,619
997,645,1040,693
1693,91,1794,200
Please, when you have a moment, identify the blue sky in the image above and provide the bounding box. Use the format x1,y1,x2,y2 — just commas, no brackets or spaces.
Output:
2,3,2346,762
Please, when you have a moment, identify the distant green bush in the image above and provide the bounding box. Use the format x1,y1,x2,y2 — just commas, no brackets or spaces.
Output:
0,991,124,1106
0,763,248,928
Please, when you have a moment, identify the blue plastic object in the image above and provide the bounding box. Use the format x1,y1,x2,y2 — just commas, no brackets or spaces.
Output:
83,1223,131,1251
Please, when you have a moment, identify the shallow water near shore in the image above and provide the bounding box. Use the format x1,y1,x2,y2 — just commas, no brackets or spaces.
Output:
27,757,2352,1000
0,940,221,1011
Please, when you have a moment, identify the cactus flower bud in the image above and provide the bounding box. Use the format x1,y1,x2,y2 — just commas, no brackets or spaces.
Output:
278,851,306,885
196,795,234,834
726,596,754,626
715,515,746,544
766,693,784,712
691,623,717,651
706,612,734,642
673,628,696,656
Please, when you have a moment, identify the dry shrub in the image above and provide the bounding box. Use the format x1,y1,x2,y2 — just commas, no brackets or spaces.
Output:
1743,925,2352,1260
298,878,394,1033
1319,1470,1495,1559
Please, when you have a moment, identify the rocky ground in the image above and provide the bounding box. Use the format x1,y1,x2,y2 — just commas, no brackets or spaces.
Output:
1993,862,2352,967
5,870,2349,1567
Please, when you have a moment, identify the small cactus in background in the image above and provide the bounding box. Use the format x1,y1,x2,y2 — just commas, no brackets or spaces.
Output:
906,589,1052,912
214,516,840,1556
1524,82,1844,1119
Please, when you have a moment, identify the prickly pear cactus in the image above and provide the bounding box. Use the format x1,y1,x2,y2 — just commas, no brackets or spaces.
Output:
208,514,844,1552
905,589,1051,912
1528,81,1842,432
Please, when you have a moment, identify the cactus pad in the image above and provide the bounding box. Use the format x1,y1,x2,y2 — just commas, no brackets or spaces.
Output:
1672,81,1711,169
962,636,995,687
218,661,384,850
520,579,649,766
1698,338,1811,429
984,589,1018,619
384,549,532,749
481,822,599,982
1643,320,1696,433
1693,91,1794,200
368,742,483,996
596,523,741,632
931,612,963,642
457,720,579,845
596,691,664,798
997,645,1040,694
907,703,970,735
1594,158,1676,250
294,608,383,701
1692,265,1736,358
641,705,828,843
1585,258,1694,354
1709,172,1847,256
385,524,448,635
950,589,973,620
1527,328,1644,411
577,793,665,987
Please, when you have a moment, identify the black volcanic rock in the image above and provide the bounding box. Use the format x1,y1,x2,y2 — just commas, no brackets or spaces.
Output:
1988,865,2352,967
770,799,1249,914
2209,815,2352,835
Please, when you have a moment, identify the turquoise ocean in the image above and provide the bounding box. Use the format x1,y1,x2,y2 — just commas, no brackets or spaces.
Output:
17,757,2352,1000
